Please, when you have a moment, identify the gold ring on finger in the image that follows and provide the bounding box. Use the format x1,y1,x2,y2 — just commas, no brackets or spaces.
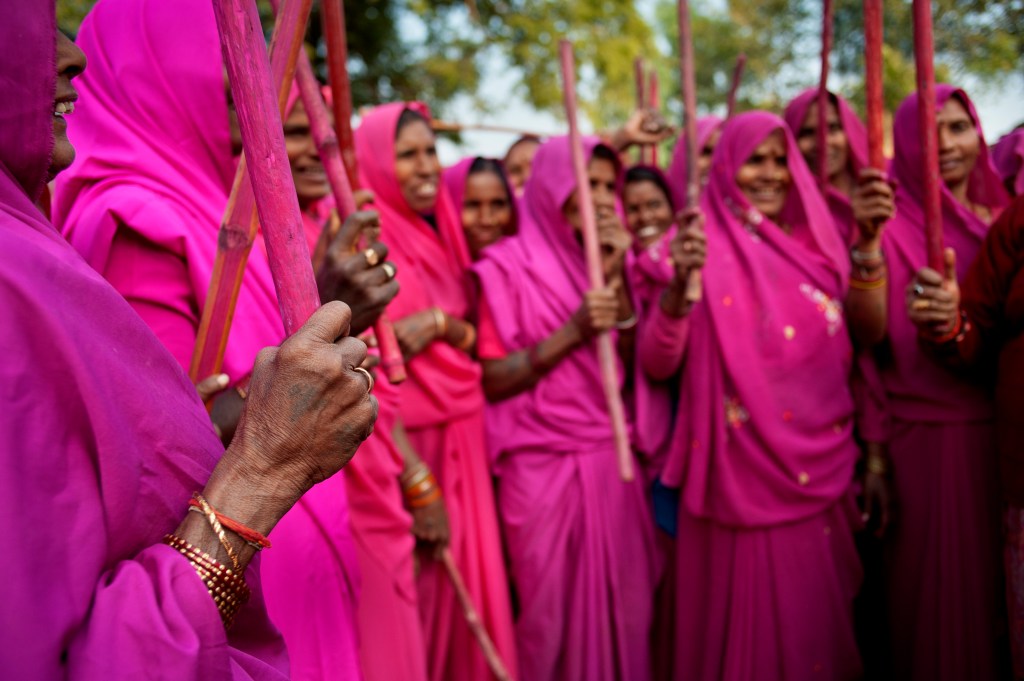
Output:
353,366,374,393
382,262,396,280
363,248,380,267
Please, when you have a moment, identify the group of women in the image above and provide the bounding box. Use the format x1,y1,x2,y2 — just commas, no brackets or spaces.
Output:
4,0,1024,679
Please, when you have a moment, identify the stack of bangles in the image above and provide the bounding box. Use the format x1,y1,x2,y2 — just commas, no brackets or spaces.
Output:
401,461,442,508
849,247,886,290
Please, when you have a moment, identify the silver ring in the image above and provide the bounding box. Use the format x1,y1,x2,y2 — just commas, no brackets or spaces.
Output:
353,366,374,393
912,284,925,297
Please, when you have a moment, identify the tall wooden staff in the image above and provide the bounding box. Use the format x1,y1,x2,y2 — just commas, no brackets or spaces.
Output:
212,0,320,333
634,57,652,164
912,0,944,270
191,0,312,382
676,0,703,303
863,0,885,170
647,69,660,166
726,53,747,119
321,0,407,384
559,40,634,482
817,0,835,187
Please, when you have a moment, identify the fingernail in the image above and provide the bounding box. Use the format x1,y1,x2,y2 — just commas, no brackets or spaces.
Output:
216,374,230,387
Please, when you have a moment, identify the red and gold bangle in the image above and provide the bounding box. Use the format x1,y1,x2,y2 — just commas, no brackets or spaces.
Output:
931,309,968,345
404,475,438,501
456,323,477,352
188,494,272,551
163,534,250,628
407,485,443,508
849,276,887,290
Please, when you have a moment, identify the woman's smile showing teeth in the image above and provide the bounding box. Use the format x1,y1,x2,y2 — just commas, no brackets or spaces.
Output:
54,100,75,117
416,181,437,198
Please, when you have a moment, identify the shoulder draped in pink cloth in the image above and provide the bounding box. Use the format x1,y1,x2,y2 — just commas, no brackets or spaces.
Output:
355,103,517,681
472,135,658,681
645,112,863,680
992,129,1024,197
52,2,363,679
878,85,1010,681
0,2,287,677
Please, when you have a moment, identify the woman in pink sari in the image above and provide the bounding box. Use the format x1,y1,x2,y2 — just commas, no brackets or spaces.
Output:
473,135,658,681
442,156,518,260
993,128,1024,197
642,112,863,680
0,3,375,677
851,85,1011,680
53,1,397,678
355,103,518,681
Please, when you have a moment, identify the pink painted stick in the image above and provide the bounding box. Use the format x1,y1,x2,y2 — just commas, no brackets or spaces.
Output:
440,549,515,681
190,0,311,382
726,53,747,120
677,0,703,303
647,69,660,166
213,0,320,334
634,57,654,164
559,40,634,482
817,0,835,188
863,0,885,170
912,0,944,271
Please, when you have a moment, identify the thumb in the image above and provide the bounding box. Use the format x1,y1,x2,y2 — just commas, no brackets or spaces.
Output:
943,247,957,285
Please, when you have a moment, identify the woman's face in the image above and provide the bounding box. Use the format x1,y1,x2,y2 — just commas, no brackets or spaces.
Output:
394,118,441,214
562,156,618,232
623,178,673,247
505,139,540,196
796,100,849,181
49,32,87,180
936,96,980,190
461,169,512,258
735,129,791,221
283,99,330,209
698,127,722,187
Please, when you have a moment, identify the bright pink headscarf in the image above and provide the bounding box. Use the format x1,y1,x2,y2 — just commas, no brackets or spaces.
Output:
0,2,286,676
663,111,858,528
992,129,1024,197
667,115,724,209
784,88,870,244
880,85,1010,422
355,103,484,427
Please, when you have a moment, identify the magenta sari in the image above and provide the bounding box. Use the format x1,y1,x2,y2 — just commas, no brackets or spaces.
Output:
643,112,863,680
992,129,1024,197
356,103,517,681
879,85,1010,681
53,2,361,678
0,1,286,677
473,136,658,681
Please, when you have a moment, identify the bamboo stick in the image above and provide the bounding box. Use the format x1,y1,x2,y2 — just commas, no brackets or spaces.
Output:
634,57,653,164
863,0,885,170
558,39,634,482
191,0,312,382
726,53,746,120
440,548,515,681
213,0,319,334
676,0,703,304
321,0,406,383
817,0,835,187
912,0,944,271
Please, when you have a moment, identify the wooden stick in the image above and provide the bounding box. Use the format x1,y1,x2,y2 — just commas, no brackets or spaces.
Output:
647,68,660,166
912,0,944,271
726,53,747,120
431,120,551,138
321,0,406,383
817,0,835,188
863,0,885,170
440,548,515,681
558,40,634,482
634,57,654,165
213,0,319,334
190,0,311,382
676,0,703,304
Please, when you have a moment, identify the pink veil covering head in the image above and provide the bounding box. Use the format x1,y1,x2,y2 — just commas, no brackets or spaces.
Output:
667,115,724,208
880,85,1009,421
991,129,1024,197
442,155,519,242
663,111,858,527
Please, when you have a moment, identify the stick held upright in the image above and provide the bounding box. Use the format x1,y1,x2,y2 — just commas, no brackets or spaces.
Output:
912,0,944,271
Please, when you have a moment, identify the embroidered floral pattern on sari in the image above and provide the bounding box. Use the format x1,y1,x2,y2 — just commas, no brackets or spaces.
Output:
724,196,763,242
799,283,843,336
724,396,750,429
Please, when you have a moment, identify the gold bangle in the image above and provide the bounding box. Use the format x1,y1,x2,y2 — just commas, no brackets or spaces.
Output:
457,323,477,352
432,307,448,339
849,276,887,291
865,453,889,476
163,534,250,628
401,465,432,491
189,493,241,571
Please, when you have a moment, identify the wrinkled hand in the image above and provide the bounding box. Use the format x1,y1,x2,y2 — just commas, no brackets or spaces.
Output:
598,213,631,283
860,444,892,538
227,301,378,502
614,108,675,150
669,208,707,283
906,247,959,339
316,210,399,336
411,496,451,559
851,168,895,243
572,287,620,340
394,309,444,360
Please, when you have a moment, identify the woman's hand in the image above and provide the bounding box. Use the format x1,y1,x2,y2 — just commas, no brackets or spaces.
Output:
394,309,444,360
860,442,893,538
611,108,675,151
906,247,960,339
851,168,895,248
411,496,451,560
572,288,620,340
598,214,632,285
196,373,238,446
316,210,400,336
669,208,707,283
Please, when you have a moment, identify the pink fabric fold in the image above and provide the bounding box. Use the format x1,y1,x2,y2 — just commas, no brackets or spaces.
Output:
992,129,1024,197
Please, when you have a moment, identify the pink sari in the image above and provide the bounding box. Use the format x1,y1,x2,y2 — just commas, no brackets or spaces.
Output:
992,129,1024,197
879,85,1010,681
0,1,286,676
473,136,658,681
53,2,361,678
356,103,517,681
646,112,863,680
